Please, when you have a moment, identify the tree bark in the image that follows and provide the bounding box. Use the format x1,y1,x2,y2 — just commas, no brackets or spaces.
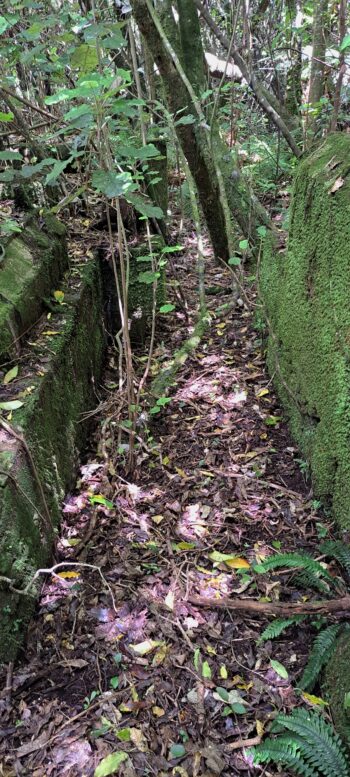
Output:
307,0,328,142
131,0,270,260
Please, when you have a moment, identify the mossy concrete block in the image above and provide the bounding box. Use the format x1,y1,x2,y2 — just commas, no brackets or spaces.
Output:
0,216,68,359
0,260,104,662
260,133,350,527
323,632,350,749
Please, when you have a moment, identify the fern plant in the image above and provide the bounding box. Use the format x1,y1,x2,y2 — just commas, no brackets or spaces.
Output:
299,624,343,691
320,540,350,579
254,552,333,588
259,615,306,643
253,708,350,777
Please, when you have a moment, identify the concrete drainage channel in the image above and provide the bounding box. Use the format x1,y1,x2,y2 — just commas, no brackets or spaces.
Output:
0,216,166,663
0,216,105,661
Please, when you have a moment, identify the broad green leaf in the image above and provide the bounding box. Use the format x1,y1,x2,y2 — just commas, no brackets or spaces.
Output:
239,239,249,250
175,114,196,125
340,34,350,51
3,365,18,384
94,751,128,776
21,158,55,178
0,151,22,161
270,659,289,679
71,44,98,72
161,245,184,253
231,702,247,714
257,225,267,238
214,686,229,702
118,143,160,160
89,494,114,509
126,192,163,219
92,170,134,198
116,728,131,741
159,303,175,313
0,112,14,122
45,157,73,184
156,396,171,406
110,675,119,689
0,400,23,410
0,171,15,182
63,104,92,122
138,270,160,284
169,743,186,758
228,256,241,266
0,15,11,33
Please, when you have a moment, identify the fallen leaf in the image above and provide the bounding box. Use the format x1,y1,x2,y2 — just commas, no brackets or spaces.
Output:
94,751,128,776
3,365,18,384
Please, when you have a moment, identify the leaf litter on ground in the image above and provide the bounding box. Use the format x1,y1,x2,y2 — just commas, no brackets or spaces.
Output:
0,214,346,777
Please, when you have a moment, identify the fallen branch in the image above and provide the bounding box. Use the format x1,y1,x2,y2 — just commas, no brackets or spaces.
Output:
188,594,350,616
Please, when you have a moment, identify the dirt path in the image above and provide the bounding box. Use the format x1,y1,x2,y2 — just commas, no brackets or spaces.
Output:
0,229,343,776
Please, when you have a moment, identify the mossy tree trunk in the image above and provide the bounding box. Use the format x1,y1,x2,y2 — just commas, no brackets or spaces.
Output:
131,0,270,260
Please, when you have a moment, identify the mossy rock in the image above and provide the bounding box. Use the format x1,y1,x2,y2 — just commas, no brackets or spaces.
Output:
323,632,350,749
0,215,67,360
0,260,104,661
260,133,350,527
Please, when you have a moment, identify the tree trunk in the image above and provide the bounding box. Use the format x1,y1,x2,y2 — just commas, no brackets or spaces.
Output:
131,0,270,260
307,0,328,142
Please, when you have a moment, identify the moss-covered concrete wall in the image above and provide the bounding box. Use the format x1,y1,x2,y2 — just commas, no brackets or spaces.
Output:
0,254,104,661
260,133,350,528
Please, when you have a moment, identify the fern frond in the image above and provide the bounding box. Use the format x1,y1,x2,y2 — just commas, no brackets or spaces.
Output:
320,540,350,578
294,569,331,593
273,708,349,777
299,624,342,691
253,737,315,777
254,552,333,583
259,615,306,643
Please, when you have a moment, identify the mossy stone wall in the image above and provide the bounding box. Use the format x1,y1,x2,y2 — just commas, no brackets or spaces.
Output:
260,133,350,528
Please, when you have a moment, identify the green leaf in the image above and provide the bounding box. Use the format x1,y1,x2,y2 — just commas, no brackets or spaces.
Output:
89,494,114,509
239,239,249,250
94,751,128,776
194,647,200,671
156,396,171,406
270,659,289,679
231,702,247,714
45,157,73,184
126,192,163,219
91,170,134,198
175,114,196,125
159,303,175,313
169,744,186,759
0,112,14,122
161,245,184,253
0,15,11,33
214,686,229,702
63,104,92,122
0,150,23,161
0,400,24,411
228,256,241,266
150,405,161,414
202,660,212,679
109,675,119,689
340,34,350,51
116,728,131,741
3,365,18,384
257,225,267,237
138,270,160,284
70,44,98,71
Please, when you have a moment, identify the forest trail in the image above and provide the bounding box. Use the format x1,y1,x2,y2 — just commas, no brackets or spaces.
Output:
0,226,339,776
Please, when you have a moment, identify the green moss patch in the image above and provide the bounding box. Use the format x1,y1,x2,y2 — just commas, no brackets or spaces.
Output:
0,260,104,661
260,133,350,527
0,216,68,359
323,632,350,748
